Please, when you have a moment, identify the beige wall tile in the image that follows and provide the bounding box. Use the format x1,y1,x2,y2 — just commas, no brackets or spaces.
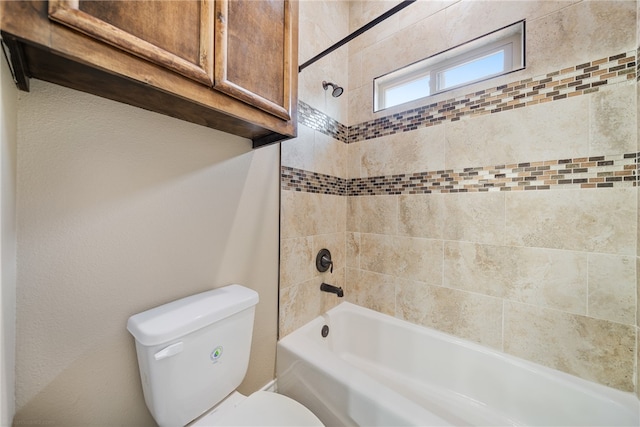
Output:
396,281,503,349
281,124,314,171
505,189,637,255
313,131,347,178
349,1,399,32
298,4,328,64
334,193,347,233
280,191,316,239
280,237,314,289
445,96,589,170
526,1,636,77
346,268,396,316
396,0,457,32
280,256,346,338
298,54,334,112
298,0,349,123
360,234,443,284
346,195,358,232
360,125,446,177
347,141,362,180
348,50,365,105
504,302,636,391
282,267,346,333
321,266,347,314
348,84,374,127
281,192,345,239
442,0,581,49
320,193,346,235
444,242,588,314
588,253,636,325
347,195,398,234
279,279,323,338
398,194,445,239
346,232,361,269
444,241,512,297
590,82,638,156
299,0,350,63
505,247,588,314
442,192,506,245
442,0,516,49
395,278,431,325
349,12,400,60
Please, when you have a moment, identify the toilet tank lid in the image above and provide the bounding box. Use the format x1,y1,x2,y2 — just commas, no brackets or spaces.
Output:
127,284,259,346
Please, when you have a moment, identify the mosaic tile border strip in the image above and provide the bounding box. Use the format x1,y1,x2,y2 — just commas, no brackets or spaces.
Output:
346,51,636,144
298,101,349,143
282,153,638,196
281,166,347,196
349,152,639,195
296,51,637,145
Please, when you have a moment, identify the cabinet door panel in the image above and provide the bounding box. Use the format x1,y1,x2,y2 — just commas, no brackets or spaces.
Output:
49,0,213,85
214,0,293,120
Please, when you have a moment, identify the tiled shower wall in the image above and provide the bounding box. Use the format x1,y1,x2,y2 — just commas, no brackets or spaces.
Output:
279,0,350,335
281,0,639,395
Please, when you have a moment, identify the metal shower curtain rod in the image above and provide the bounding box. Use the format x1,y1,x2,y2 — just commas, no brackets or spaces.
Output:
298,0,417,73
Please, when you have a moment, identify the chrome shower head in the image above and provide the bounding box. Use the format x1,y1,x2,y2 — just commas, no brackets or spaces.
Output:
322,81,344,98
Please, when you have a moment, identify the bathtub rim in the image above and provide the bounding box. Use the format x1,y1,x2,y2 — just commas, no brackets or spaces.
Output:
277,301,640,418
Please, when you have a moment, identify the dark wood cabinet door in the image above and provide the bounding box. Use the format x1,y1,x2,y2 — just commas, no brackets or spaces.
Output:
214,0,294,120
48,0,214,86
2,0,298,145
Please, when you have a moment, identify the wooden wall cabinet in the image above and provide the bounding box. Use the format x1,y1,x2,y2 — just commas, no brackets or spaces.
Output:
1,0,298,147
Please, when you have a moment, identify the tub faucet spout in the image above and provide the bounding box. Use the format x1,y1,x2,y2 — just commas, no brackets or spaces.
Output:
320,283,344,297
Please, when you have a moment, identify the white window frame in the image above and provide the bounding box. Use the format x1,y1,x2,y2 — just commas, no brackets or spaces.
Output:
374,20,525,112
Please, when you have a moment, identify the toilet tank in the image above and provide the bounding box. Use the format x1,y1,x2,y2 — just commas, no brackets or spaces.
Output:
127,284,259,427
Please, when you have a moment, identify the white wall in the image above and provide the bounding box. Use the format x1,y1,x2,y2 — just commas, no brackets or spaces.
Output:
14,81,280,426
0,49,18,426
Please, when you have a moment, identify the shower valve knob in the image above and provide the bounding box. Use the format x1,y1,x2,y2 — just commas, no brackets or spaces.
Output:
316,248,333,273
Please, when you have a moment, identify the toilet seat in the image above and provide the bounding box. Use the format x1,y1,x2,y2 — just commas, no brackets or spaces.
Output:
191,391,324,426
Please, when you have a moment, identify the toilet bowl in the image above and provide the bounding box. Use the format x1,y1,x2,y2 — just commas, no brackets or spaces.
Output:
127,284,324,427
190,391,323,426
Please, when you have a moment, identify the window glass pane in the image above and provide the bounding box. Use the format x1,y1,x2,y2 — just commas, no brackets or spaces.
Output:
439,50,505,90
373,20,524,112
384,75,430,109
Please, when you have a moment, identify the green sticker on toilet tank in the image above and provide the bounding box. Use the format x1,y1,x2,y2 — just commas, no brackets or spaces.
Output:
210,346,223,363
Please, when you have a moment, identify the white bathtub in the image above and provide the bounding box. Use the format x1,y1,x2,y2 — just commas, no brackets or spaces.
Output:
276,302,639,426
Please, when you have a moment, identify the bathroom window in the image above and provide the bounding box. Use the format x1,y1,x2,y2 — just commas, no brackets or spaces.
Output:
374,21,525,112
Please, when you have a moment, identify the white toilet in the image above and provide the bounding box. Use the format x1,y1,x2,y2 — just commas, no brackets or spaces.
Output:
127,284,324,427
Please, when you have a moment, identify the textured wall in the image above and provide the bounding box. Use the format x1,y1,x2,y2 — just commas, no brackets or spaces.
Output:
14,81,280,426
1,48,18,427
280,0,639,395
